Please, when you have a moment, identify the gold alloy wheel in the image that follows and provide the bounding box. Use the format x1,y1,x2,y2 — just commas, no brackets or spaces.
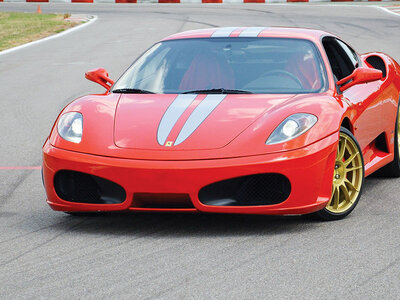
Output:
326,132,363,214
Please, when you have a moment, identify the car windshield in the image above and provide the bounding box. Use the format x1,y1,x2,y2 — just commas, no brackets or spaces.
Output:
112,37,326,94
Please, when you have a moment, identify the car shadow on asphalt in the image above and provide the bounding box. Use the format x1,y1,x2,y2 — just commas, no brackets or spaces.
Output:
48,211,327,237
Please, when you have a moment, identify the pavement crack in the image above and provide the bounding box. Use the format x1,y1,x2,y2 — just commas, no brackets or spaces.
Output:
0,169,37,208
0,219,72,245
0,219,87,267
347,254,400,294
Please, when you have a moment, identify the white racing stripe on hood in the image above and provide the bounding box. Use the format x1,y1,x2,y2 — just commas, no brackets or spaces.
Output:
239,27,266,37
211,27,238,38
157,94,197,146
174,94,226,146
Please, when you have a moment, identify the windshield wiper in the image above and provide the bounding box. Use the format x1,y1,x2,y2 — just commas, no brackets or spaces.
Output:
182,88,252,94
112,88,154,94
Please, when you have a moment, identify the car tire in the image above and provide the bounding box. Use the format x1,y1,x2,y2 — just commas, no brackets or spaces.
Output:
314,127,365,221
376,102,400,177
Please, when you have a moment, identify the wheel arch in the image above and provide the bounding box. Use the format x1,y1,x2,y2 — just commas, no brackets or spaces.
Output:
341,117,353,134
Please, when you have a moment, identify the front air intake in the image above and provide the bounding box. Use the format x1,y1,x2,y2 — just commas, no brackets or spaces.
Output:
198,173,291,206
54,170,126,204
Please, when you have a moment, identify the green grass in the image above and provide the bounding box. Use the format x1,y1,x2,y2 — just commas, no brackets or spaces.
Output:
0,12,80,52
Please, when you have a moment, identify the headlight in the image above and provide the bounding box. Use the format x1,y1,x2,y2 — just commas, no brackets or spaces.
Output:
266,113,317,145
57,112,83,143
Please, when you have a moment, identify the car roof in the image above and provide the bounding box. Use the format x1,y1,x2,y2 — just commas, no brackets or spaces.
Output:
162,27,332,44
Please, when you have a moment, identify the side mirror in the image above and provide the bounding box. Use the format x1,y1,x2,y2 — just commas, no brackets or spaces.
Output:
337,67,382,92
85,68,114,91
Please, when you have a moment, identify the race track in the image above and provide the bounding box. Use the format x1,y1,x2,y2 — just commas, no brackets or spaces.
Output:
0,3,400,299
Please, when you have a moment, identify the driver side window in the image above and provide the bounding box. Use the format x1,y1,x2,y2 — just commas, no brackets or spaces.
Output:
322,37,359,81
336,39,359,69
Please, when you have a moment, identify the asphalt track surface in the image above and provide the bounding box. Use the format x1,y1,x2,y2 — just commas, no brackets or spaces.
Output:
0,3,400,299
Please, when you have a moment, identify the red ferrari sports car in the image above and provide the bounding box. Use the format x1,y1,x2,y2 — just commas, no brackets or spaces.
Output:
43,27,400,220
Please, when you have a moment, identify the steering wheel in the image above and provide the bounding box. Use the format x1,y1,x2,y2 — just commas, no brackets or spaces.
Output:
260,70,303,88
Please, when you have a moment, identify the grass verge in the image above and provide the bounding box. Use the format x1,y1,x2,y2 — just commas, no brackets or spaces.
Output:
0,12,81,52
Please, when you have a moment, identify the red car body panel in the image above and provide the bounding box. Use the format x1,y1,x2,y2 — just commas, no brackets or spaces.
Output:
42,27,400,214
48,92,342,160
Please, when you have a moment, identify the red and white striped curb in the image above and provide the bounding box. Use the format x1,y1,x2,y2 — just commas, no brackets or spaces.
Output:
1,0,399,3
65,14,92,22
382,5,400,14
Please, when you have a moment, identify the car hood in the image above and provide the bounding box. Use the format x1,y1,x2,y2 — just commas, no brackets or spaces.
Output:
114,93,295,150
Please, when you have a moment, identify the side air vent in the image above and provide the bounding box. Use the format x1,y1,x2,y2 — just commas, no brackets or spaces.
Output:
366,55,386,78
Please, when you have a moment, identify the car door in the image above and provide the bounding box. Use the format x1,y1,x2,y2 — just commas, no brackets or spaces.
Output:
322,37,384,151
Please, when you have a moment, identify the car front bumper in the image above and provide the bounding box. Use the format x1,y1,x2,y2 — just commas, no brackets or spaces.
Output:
42,132,337,215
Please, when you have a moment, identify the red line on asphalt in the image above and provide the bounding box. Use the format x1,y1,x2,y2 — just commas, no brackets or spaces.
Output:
0,166,41,170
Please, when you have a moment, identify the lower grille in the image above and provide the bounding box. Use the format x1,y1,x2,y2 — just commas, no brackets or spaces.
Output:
133,193,194,209
54,170,126,204
198,173,291,206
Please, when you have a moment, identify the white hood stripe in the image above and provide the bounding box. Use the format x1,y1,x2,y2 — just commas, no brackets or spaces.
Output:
238,27,266,37
174,94,226,146
157,94,197,146
211,27,238,38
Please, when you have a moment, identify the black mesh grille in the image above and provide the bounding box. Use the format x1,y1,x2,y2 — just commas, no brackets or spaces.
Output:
133,193,194,209
54,170,126,204
198,173,291,206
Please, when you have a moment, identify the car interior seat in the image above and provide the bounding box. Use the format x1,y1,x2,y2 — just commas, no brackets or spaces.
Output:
179,52,235,91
